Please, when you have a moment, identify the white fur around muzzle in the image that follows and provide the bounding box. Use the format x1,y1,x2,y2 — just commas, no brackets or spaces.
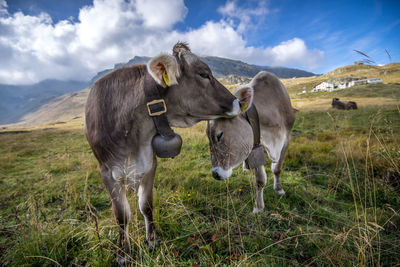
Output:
225,99,241,117
212,166,233,180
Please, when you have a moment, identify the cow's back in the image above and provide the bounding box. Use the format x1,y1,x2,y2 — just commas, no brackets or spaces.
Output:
250,71,295,131
85,65,147,163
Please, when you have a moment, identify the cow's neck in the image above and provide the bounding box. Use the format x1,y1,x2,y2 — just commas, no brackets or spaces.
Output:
143,74,200,128
163,96,201,128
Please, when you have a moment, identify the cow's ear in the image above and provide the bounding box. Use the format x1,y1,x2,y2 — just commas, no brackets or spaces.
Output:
147,54,180,88
234,85,254,113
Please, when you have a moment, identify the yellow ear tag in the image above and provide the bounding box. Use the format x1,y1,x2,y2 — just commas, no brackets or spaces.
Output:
163,71,170,87
241,103,247,112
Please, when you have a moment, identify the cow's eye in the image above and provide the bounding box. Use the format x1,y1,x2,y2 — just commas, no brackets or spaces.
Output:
216,132,224,142
200,73,210,80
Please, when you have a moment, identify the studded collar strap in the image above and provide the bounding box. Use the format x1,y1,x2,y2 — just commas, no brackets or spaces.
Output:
244,104,266,169
143,73,176,140
244,104,261,147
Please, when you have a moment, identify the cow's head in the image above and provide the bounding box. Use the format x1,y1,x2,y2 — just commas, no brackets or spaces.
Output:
206,85,255,180
147,42,240,127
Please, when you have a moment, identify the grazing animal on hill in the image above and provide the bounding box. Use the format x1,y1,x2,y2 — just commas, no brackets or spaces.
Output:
207,71,295,213
332,98,358,110
84,42,241,263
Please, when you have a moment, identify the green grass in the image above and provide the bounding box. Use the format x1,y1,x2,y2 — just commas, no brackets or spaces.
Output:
1,106,400,266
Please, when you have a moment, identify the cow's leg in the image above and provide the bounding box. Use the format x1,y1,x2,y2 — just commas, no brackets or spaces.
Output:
242,161,250,172
253,165,267,213
272,137,289,196
137,159,158,250
101,166,131,264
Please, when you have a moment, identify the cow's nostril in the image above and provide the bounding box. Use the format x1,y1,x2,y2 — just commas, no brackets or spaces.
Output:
212,170,221,180
225,99,240,117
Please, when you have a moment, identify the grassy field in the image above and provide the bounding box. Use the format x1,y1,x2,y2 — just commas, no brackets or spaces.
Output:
1,90,400,266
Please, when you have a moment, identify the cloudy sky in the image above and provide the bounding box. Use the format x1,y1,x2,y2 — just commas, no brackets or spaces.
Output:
0,0,399,85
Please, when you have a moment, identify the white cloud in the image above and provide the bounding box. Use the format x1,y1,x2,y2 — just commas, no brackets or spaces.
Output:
0,0,323,85
175,22,323,70
217,0,269,33
0,0,188,84
183,21,248,57
264,38,324,68
136,0,187,29
0,0,7,16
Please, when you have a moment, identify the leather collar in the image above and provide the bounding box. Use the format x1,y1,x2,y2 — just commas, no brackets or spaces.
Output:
244,104,266,169
144,73,176,139
244,104,261,147
144,73,182,158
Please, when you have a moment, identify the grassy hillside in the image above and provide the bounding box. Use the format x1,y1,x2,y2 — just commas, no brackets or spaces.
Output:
0,80,88,125
19,89,89,126
1,102,399,265
4,62,398,128
282,63,400,96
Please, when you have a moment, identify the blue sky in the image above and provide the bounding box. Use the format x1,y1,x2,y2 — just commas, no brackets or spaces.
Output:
0,0,399,84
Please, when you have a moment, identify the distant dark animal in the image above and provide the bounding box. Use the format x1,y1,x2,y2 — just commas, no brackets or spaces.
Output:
84,42,241,264
207,71,295,213
332,98,358,110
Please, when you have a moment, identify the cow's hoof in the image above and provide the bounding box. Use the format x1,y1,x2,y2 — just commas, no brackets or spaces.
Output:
252,207,264,214
242,162,250,172
117,255,131,266
146,239,159,252
275,189,286,196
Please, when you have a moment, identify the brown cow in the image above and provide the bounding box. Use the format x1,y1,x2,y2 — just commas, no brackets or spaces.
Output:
84,42,241,263
207,71,295,213
332,98,358,110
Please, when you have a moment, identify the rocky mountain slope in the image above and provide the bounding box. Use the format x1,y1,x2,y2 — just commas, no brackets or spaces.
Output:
90,56,316,85
17,89,90,126
0,80,88,125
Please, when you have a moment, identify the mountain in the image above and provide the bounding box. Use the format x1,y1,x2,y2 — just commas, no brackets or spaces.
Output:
0,80,88,125
1,55,315,126
201,56,315,78
90,56,315,85
17,89,90,126
90,56,151,85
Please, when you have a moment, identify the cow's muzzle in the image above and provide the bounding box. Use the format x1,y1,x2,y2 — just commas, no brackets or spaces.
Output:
225,99,241,117
211,167,232,180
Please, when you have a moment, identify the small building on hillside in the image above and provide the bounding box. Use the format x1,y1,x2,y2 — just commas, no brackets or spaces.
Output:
311,81,335,92
298,90,307,95
348,79,368,87
312,77,383,93
367,78,383,84
338,82,350,89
